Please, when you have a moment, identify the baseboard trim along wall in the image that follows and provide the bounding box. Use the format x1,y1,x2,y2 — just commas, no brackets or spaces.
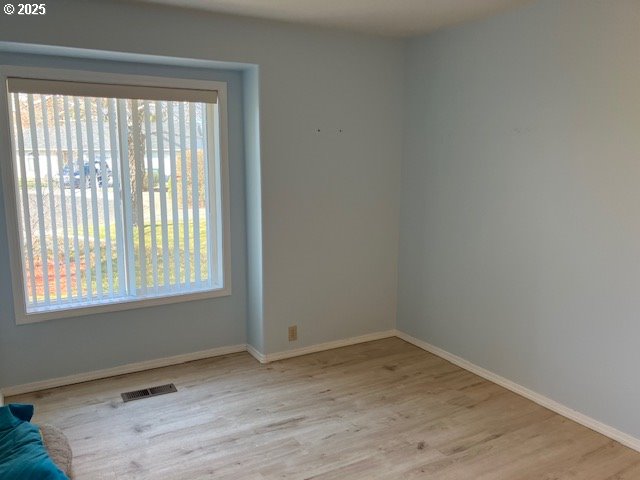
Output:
1,344,247,397
250,330,398,364
394,329,640,454
1,330,396,397
246,344,267,363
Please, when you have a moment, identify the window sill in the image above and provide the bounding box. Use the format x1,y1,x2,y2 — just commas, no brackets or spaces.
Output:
16,285,231,325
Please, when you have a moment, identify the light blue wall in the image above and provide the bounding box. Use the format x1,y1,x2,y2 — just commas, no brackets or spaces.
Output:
399,0,640,439
0,51,248,388
0,0,403,385
243,65,264,353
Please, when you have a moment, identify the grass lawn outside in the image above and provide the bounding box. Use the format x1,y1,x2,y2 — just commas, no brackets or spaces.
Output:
28,218,210,302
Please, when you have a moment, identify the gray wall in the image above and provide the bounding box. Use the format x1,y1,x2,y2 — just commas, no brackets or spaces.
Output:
399,0,640,439
0,0,403,386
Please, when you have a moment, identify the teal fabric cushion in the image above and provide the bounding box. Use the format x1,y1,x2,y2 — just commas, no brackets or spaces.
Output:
0,404,69,480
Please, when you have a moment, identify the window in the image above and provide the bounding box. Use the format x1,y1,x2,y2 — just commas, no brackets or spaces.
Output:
2,69,230,323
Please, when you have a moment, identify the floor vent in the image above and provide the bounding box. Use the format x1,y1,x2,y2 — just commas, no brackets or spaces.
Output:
121,383,177,402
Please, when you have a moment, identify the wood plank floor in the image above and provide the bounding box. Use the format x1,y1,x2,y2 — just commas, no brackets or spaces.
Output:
8,338,640,479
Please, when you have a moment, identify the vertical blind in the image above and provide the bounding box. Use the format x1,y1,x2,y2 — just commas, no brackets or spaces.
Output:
7,79,222,313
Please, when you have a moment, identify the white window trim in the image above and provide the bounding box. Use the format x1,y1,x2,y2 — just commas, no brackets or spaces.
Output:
0,66,232,325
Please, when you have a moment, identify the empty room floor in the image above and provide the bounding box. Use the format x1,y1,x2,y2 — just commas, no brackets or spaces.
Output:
8,338,640,479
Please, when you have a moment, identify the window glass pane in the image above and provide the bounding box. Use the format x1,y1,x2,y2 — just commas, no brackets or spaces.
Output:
10,93,125,307
127,99,214,295
8,88,220,315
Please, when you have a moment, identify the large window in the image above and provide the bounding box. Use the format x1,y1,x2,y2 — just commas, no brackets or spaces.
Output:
2,70,230,323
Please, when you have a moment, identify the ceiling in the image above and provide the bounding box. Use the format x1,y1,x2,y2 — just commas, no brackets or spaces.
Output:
126,0,533,37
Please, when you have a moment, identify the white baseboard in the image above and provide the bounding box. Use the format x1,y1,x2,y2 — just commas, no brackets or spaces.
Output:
1,331,396,397
246,344,267,364
256,330,397,363
1,344,246,397
395,329,640,453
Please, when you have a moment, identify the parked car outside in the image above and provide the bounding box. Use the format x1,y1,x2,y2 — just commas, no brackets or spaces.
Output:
62,160,113,189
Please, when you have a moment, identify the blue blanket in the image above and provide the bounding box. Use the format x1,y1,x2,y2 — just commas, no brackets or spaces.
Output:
0,404,68,479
